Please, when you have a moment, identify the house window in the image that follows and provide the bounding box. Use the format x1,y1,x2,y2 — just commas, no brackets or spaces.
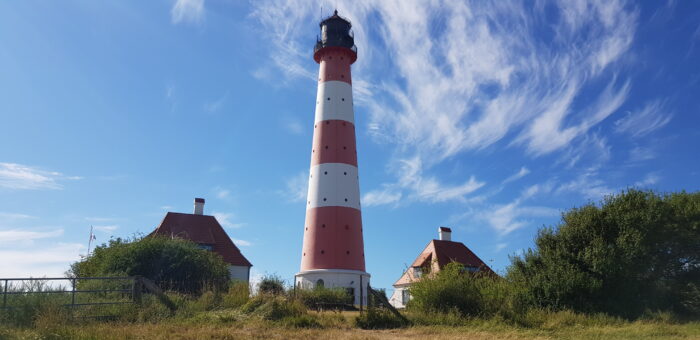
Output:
401,289,410,305
198,244,213,251
464,266,480,273
412,266,422,278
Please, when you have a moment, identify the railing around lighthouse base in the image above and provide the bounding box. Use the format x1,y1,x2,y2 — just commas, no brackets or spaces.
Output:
294,268,370,308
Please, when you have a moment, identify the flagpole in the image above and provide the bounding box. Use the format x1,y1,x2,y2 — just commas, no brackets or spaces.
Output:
87,225,94,256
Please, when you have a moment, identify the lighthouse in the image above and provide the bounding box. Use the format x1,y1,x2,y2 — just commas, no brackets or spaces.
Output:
295,10,369,306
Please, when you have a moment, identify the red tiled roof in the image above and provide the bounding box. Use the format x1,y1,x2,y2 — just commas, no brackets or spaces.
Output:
431,240,494,274
393,239,495,286
150,212,252,267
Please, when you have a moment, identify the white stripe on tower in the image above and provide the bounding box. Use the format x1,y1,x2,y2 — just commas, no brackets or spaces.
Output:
314,81,354,124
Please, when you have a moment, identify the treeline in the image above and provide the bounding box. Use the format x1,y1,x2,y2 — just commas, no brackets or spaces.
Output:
408,189,700,320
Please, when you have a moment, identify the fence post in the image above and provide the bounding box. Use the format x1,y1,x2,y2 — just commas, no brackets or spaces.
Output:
132,276,142,304
2,279,7,310
71,277,77,317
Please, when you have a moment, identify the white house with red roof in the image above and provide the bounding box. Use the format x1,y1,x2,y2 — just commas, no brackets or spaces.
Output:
389,227,495,309
149,198,252,283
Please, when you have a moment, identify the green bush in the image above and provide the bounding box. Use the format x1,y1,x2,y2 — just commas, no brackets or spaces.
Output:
407,262,489,316
355,308,408,329
294,287,352,309
257,275,285,295
241,295,306,321
221,281,250,308
69,236,230,294
508,189,700,318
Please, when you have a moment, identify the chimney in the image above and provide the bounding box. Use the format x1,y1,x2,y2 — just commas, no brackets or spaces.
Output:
438,226,452,241
194,198,205,215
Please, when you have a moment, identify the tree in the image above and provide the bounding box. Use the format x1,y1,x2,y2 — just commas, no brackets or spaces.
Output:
69,236,230,294
508,189,700,318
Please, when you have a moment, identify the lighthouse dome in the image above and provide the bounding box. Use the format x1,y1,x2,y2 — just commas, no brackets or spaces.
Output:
314,10,356,62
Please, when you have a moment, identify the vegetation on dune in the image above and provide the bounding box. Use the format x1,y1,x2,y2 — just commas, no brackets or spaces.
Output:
508,189,700,318
406,189,699,321
2,189,699,338
69,236,230,294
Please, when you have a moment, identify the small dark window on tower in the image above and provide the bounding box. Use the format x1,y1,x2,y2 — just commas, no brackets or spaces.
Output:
305,228,308,231
344,198,348,202
315,124,317,128
323,198,327,201
341,75,344,78
342,98,345,101
324,171,328,175
322,224,326,228
327,97,330,101
346,251,350,254
320,250,325,254
325,145,328,149
326,121,330,125
303,252,306,256
343,146,347,150
342,122,346,126
345,225,349,230
344,172,347,175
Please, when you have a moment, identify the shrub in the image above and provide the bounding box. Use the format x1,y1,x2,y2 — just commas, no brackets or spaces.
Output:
69,236,230,294
294,287,352,310
355,308,408,329
257,275,285,295
508,189,700,318
222,281,250,308
241,295,306,321
408,262,486,316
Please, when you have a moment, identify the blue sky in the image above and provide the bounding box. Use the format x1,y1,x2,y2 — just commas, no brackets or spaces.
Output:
1,0,698,292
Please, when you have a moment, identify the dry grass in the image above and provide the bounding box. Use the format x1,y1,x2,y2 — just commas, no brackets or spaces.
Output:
1,313,698,340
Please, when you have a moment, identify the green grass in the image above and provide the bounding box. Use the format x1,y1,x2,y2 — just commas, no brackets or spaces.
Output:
1,285,698,340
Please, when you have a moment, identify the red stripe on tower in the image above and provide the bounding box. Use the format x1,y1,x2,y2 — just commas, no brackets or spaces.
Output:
295,10,369,306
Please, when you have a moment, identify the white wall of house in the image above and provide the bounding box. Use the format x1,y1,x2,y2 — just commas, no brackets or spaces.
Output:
295,269,370,306
389,286,411,309
228,265,250,282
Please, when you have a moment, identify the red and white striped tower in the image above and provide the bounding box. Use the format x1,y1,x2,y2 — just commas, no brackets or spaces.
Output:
295,10,369,306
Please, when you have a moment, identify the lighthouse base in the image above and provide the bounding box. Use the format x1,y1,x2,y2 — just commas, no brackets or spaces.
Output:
295,269,370,306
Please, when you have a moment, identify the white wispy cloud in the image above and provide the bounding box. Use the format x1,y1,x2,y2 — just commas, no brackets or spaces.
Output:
232,238,252,247
213,212,245,229
171,0,205,25
502,167,530,184
615,100,673,138
215,187,231,199
282,171,309,203
0,212,36,220
0,243,84,278
283,118,304,135
93,225,118,233
362,188,402,207
0,228,64,243
204,92,228,113
628,146,656,162
252,0,640,211
556,169,615,200
363,157,484,206
634,172,660,187
0,163,80,190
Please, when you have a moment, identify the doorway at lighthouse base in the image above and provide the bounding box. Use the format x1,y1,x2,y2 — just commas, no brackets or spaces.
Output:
295,269,370,306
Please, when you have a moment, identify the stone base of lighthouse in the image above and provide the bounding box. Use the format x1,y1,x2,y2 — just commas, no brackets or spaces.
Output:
295,269,370,306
